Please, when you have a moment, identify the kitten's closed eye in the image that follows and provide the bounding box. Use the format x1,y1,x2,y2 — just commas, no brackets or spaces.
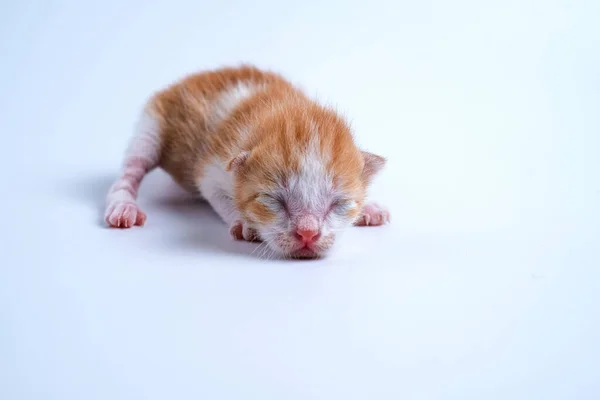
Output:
258,194,287,212
329,199,356,214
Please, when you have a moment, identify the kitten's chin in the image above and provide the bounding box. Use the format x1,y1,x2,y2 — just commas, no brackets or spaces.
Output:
289,247,323,260
268,243,324,259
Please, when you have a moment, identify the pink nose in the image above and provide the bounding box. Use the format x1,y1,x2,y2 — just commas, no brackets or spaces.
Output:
296,228,321,244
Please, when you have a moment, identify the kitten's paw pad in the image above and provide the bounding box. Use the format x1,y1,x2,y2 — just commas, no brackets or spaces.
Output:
230,221,261,242
105,202,146,228
355,203,390,226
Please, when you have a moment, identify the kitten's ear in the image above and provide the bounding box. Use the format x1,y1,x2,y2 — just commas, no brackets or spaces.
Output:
226,151,250,172
361,151,386,182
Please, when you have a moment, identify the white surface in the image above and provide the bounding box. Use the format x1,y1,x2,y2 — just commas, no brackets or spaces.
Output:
1,1,599,399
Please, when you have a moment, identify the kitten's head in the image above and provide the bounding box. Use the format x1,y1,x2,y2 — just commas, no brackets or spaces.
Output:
228,105,385,259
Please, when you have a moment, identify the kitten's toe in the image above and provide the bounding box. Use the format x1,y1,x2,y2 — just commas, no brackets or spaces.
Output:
230,220,261,242
354,203,390,226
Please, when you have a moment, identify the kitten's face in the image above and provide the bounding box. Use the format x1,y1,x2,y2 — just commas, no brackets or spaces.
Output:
228,113,384,259
234,156,364,258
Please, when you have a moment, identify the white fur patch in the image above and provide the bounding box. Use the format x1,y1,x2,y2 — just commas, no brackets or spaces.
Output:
199,160,234,198
208,82,262,130
289,130,333,211
125,107,161,165
197,159,239,225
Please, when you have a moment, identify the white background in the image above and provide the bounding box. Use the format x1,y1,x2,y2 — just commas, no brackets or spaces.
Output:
1,0,599,399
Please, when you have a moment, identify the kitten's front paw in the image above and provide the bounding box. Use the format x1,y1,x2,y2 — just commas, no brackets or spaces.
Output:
105,201,146,228
230,220,262,242
354,203,390,226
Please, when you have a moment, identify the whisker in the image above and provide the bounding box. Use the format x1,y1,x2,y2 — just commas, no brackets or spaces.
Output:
257,239,274,260
263,245,276,260
258,244,269,259
250,242,267,258
262,238,280,261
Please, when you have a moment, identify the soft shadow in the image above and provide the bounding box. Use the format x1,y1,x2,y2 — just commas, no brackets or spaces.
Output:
64,173,116,227
148,194,263,258
63,171,281,260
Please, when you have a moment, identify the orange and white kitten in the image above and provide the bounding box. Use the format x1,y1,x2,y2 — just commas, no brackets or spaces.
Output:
105,65,390,258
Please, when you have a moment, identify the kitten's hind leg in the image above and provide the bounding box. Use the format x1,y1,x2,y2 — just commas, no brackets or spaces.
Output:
105,109,161,228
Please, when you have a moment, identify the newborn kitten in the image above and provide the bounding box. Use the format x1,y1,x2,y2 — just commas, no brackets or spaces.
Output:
105,64,390,258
